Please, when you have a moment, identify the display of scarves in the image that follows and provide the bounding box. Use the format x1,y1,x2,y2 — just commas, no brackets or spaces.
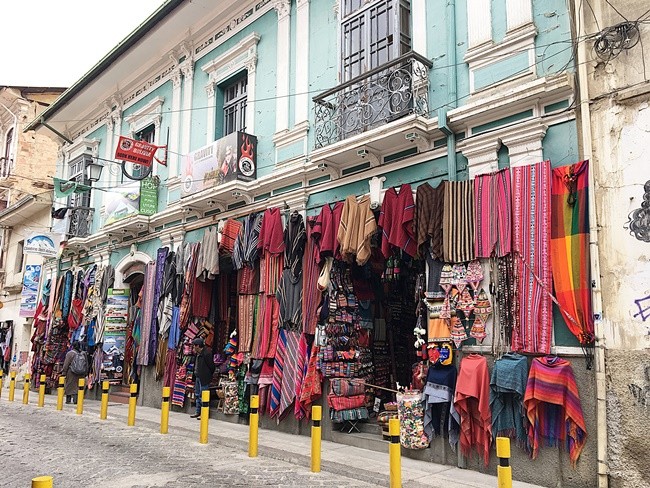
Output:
61,270,73,321
284,211,306,279
269,328,286,418
443,180,475,263
137,262,157,366
524,357,587,466
512,161,552,354
302,218,322,335
179,243,199,329
149,248,168,363
490,353,529,448
278,329,301,419
454,354,492,466
550,161,594,346
474,169,512,258
163,348,177,388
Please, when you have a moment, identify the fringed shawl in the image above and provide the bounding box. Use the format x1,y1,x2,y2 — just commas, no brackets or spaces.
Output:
524,357,587,467
423,364,460,450
454,354,492,466
490,353,529,448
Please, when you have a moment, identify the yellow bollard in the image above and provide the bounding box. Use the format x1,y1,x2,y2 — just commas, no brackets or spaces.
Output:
56,376,64,411
76,378,85,415
160,386,170,434
127,383,137,426
0,370,3,399
100,381,109,420
199,389,210,444
496,437,513,488
8,371,16,402
249,394,259,457
388,418,402,488
38,374,46,407
311,405,322,472
22,373,31,405
31,475,53,487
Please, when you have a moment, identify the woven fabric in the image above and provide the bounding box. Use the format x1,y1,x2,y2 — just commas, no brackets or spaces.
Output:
284,211,306,279
329,378,366,397
278,329,301,419
524,357,587,466
474,169,512,258
338,195,377,266
490,353,529,447
313,202,344,263
258,207,285,255
221,219,242,254
512,161,552,354
302,218,322,334
550,161,594,345
443,180,475,263
379,183,417,258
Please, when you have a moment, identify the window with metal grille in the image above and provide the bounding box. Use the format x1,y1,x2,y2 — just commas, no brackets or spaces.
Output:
222,74,248,136
340,0,411,82
67,155,91,208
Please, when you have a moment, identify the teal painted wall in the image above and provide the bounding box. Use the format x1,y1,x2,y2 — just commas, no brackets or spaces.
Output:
533,0,574,76
109,246,130,268
138,238,162,259
491,0,507,43
288,0,297,130
86,124,107,233
306,0,338,151
185,227,205,243
474,51,529,90
543,120,579,169
192,10,278,178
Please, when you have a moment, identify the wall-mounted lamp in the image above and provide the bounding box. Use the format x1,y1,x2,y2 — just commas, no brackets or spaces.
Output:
86,161,104,183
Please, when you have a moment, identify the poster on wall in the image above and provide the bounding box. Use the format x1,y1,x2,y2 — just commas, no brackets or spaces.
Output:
181,131,257,197
101,289,129,383
103,182,141,226
23,232,62,258
19,264,41,317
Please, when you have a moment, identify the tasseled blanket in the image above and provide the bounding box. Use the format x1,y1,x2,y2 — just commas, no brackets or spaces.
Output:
422,364,460,450
490,353,529,448
454,354,492,466
524,356,587,467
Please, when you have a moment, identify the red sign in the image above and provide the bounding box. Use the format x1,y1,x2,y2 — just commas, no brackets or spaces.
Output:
114,136,159,167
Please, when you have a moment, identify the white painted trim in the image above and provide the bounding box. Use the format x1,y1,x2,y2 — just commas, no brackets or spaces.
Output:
506,0,533,32
274,1,291,132
273,120,309,147
201,33,260,140
467,0,491,48
180,61,194,158
411,0,427,55
124,96,164,140
294,0,310,125
168,69,183,178
113,249,153,289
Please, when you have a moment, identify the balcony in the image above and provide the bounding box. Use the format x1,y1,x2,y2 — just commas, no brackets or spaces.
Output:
313,52,433,149
68,207,94,238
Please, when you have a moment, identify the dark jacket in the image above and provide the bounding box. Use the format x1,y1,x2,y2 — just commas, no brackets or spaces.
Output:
194,347,215,385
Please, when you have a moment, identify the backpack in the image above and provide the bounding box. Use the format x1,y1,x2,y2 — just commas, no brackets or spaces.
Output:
70,351,89,376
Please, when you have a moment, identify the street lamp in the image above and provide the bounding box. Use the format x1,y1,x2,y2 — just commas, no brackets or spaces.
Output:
86,161,104,183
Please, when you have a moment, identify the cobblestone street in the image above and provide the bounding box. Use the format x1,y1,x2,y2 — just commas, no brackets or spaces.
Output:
0,398,372,488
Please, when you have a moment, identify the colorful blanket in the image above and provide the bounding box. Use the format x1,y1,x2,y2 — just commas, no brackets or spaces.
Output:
550,161,594,346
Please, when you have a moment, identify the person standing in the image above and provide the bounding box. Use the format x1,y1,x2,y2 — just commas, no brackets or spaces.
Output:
190,337,215,418
61,342,85,404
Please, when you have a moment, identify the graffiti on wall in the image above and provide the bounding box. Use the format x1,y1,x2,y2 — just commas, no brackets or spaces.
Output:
633,294,650,322
628,366,650,408
626,181,650,242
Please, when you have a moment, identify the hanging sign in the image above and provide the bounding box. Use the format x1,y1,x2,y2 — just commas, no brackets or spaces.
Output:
114,136,160,167
23,232,62,258
103,182,141,226
139,177,158,216
19,264,41,317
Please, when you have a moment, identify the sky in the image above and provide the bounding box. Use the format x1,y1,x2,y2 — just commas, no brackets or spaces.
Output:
1,0,165,87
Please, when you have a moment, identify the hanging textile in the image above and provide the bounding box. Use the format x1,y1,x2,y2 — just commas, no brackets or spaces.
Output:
379,183,417,258
512,160,552,354
474,169,512,258
397,391,430,450
337,195,377,266
415,182,445,259
454,354,492,466
294,334,310,419
490,353,529,448
238,294,256,353
443,180,475,263
302,217,322,335
259,207,285,256
221,218,242,255
277,329,301,419
137,262,157,366
283,211,306,279
313,202,344,263
276,270,302,331
495,255,518,351
298,343,322,417
550,160,594,346
196,227,219,281
269,328,287,417
179,243,199,329
524,357,587,466
423,364,460,449
233,212,263,269
150,247,168,363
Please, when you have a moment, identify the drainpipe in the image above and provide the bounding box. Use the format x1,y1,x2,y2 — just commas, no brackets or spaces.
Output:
573,1,608,486
439,0,458,181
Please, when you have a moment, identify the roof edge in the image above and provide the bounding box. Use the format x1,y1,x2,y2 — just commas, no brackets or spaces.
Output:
24,0,186,134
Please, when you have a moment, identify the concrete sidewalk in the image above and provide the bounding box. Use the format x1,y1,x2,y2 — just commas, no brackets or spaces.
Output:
20,393,543,488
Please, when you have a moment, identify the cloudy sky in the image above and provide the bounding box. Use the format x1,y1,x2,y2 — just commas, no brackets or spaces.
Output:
1,0,164,87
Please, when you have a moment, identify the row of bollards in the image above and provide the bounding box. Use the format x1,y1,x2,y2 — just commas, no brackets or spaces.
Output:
5,371,514,488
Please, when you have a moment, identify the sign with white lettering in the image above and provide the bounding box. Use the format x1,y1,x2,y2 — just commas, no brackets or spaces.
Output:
114,136,159,167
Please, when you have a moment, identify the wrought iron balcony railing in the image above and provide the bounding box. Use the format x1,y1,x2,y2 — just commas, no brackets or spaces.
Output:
313,51,433,149
68,206,94,238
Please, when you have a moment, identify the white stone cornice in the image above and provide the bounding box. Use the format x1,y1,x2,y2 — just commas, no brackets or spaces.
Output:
273,0,291,20
205,84,215,99
124,96,165,138
171,69,182,89
201,33,260,82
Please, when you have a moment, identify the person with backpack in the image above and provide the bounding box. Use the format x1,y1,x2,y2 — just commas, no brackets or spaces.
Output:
61,341,87,404
190,337,215,418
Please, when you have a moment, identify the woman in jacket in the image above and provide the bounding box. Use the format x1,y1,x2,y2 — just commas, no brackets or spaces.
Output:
61,341,84,404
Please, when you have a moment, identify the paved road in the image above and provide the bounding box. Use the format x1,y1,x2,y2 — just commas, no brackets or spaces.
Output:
0,399,372,488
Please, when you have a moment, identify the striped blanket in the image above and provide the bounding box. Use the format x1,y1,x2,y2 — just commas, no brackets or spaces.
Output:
524,357,587,466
